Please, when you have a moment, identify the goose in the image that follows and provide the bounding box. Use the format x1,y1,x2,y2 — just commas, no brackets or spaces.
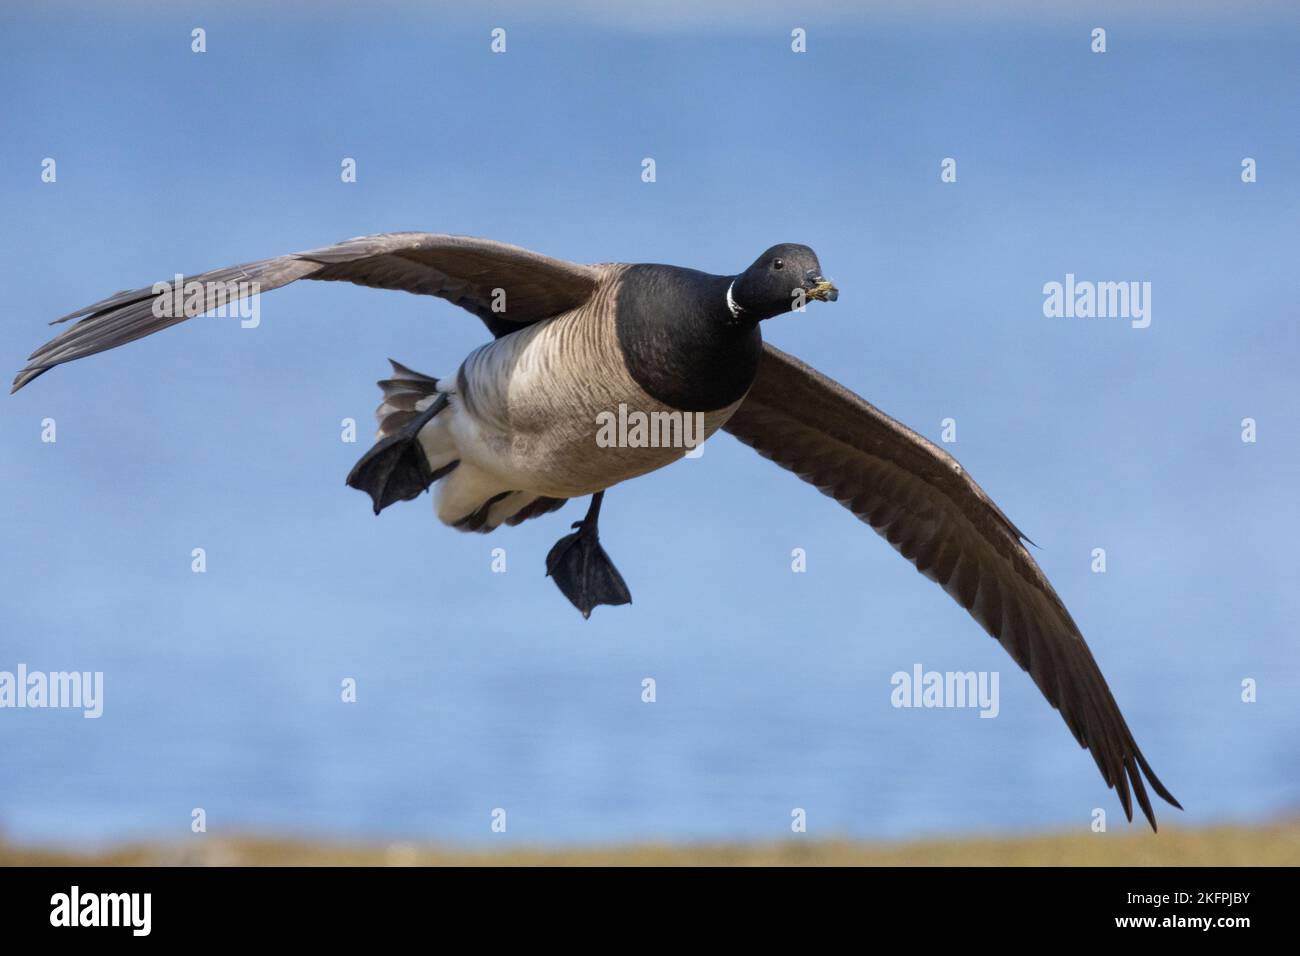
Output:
11,232,1181,830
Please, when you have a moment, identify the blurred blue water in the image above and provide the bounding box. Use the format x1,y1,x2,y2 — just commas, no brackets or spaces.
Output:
0,3,1297,848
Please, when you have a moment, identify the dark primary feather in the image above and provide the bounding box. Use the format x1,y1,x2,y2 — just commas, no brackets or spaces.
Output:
12,233,601,393
724,343,1181,829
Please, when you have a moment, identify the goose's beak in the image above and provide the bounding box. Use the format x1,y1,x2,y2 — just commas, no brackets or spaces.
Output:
806,276,839,302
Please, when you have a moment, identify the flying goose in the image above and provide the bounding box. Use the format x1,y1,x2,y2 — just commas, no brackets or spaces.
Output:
12,232,1180,829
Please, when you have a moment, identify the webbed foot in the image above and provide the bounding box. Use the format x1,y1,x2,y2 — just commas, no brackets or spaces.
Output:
545,492,632,618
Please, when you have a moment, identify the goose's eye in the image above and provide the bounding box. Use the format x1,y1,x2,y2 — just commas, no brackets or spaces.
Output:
773,258,785,270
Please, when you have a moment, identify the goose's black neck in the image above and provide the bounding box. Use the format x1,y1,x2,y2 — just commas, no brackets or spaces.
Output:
614,264,762,412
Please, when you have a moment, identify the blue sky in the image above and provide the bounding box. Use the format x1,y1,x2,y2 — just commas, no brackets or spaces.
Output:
0,2,1297,846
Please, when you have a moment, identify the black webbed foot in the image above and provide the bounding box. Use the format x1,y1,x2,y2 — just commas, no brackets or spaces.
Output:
346,393,452,515
545,492,632,618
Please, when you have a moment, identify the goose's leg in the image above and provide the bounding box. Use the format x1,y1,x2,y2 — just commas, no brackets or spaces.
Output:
545,491,632,619
346,393,452,515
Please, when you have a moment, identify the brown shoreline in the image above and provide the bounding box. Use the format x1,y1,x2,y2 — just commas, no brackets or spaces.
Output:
4,819,1296,867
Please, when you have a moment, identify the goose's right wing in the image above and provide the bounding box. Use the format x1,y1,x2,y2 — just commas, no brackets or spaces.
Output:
13,232,601,392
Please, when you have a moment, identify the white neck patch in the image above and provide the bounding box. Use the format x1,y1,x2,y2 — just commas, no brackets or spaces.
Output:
725,281,744,320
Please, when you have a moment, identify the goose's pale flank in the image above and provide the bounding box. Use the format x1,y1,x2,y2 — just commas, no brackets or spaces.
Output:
12,231,1179,830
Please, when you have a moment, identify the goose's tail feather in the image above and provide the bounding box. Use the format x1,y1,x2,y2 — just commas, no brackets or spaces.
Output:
375,359,442,438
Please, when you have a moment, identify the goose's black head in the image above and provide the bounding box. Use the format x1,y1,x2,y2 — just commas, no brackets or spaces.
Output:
728,243,837,323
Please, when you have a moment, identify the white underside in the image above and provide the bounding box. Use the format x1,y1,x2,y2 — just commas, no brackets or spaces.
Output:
416,387,540,528
412,312,743,531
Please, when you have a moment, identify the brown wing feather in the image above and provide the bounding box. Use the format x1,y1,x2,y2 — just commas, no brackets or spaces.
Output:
13,233,600,392
724,343,1180,829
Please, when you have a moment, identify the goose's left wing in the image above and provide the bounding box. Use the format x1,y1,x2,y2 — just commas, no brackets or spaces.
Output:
724,342,1180,829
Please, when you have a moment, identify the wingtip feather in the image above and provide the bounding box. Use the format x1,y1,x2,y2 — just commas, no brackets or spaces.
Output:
11,365,47,393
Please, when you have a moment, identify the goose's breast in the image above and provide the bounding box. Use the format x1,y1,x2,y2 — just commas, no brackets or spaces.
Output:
455,307,742,498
